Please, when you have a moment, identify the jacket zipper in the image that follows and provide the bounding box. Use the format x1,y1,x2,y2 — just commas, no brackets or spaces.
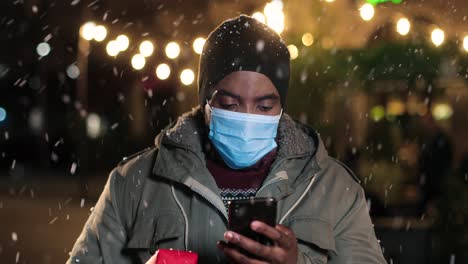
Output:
191,184,229,221
256,153,313,197
255,177,286,197
162,140,229,221
162,140,315,223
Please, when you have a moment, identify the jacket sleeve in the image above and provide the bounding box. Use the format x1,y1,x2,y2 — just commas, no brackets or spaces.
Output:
67,170,131,264
328,186,387,264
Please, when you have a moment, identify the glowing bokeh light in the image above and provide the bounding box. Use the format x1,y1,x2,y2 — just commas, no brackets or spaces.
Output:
431,28,445,47
86,113,101,138
80,22,96,40
463,36,468,52
165,42,181,59
139,40,154,57
106,40,120,57
0,107,6,122
36,42,51,56
93,25,107,42
387,100,405,116
116,35,130,51
29,108,43,132
193,37,206,55
360,3,375,21
180,69,195,85
302,33,314,46
396,18,410,36
252,12,266,24
371,106,385,122
432,103,453,120
264,0,283,17
66,64,80,79
131,54,146,70
264,1,285,34
156,63,171,80
287,44,299,60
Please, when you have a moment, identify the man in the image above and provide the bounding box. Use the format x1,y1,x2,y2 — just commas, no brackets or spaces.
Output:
68,15,386,264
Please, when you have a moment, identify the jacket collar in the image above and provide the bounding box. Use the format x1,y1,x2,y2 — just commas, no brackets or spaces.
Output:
154,107,326,163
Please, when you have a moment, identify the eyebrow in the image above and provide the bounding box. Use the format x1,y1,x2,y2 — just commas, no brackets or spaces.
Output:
216,89,241,101
216,89,279,102
254,93,279,102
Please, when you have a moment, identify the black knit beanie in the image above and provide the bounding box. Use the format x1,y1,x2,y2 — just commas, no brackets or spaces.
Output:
198,15,290,110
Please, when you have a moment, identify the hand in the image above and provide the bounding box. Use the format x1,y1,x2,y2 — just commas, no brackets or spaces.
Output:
145,252,157,264
218,221,298,264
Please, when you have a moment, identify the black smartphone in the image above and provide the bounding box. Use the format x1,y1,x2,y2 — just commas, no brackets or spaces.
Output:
227,197,277,247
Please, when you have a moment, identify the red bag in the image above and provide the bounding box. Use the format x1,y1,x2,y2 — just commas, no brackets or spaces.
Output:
146,249,198,264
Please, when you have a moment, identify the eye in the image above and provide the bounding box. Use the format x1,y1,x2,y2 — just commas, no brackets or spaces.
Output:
220,104,238,111
258,105,273,112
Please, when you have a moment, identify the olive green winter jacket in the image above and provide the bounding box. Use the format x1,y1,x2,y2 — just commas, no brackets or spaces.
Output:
67,108,386,264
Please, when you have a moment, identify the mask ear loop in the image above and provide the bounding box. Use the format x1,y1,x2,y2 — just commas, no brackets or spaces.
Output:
205,99,213,112
204,90,218,113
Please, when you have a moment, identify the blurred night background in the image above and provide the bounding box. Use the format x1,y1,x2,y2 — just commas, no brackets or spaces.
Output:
0,0,467,263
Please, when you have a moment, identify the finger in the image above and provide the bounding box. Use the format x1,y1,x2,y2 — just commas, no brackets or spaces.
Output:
250,221,282,241
219,241,269,264
250,221,289,247
275,224,296,248
224,231,273,260
275,224,292,234
145,250,159,264
275,224,295,239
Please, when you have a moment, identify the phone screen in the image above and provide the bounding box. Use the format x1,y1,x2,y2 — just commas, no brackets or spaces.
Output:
227,197,277,248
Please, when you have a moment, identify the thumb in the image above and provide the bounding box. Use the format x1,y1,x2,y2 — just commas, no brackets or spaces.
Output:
145,250,159,264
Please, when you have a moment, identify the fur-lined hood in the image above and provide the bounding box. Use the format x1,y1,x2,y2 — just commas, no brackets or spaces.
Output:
154,107,329,169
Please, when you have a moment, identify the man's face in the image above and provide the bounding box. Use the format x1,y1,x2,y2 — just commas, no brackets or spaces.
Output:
204,71,282,125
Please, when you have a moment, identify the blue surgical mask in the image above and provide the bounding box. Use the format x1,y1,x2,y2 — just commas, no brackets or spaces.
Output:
207,104,282,169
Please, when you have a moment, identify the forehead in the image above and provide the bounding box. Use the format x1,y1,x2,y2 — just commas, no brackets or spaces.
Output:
214,71,278,97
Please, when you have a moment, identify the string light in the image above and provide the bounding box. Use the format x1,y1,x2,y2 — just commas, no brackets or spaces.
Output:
432,103,453,120
116,35,130,51
75,14,466,88
264,0,285,34
156,63,171,80
193,37,206,55
431,28,445,47
396,18,410,36
66,64,80,79
287,45,299,60
252,12,266,24
86,113,102,138
180,69,195,85
360,3,375,21
371,106,385,122
131,54,146,70
463,36,468,52
166,42,181,59
93,25,107,42
302,33,314,46
106,40,120,57
36,42,51,56
80,22,96,40
139,40,154,57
